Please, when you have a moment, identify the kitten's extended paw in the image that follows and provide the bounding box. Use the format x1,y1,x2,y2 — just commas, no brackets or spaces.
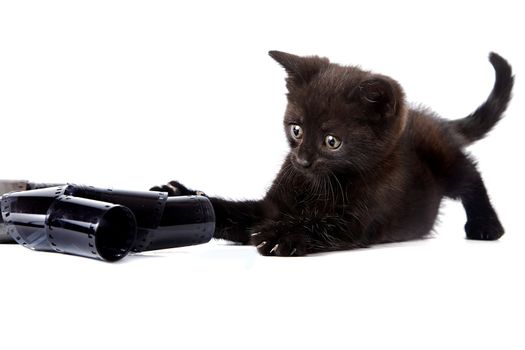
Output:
465,217,504,241
149,180,205,197
250,230,308,257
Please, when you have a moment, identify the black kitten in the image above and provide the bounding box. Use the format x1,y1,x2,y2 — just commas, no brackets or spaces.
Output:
152,51,513,256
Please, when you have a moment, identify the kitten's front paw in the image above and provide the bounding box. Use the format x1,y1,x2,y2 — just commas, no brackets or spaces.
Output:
149,180,205,197
465,217,504,241
250,229,308,257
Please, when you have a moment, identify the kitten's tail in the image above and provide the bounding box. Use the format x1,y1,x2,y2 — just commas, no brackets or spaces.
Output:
450,52,514,145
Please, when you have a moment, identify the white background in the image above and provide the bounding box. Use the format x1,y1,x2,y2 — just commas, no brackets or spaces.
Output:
1,1,524,349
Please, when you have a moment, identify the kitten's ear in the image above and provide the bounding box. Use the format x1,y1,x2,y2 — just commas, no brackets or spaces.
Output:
357,77,403,118
269,50,329,86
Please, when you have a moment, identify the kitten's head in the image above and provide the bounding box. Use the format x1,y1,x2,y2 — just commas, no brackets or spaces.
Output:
269,50,407,177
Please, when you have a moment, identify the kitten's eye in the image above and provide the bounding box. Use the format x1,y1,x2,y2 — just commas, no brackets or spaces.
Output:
290,124,303,139
325,135,342,149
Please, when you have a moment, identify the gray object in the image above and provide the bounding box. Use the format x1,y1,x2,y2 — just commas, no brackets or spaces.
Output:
0,180,28,195
0,180,63,243
0,180,28,243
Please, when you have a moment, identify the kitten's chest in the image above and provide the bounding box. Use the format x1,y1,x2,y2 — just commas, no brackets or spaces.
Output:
272,180,352,215
269,170,374,219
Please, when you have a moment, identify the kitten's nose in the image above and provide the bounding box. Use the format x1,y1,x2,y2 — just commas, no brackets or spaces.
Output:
296,157,312,168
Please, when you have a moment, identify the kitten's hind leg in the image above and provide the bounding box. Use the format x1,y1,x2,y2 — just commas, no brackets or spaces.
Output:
446,158,504,240
462,176,504,241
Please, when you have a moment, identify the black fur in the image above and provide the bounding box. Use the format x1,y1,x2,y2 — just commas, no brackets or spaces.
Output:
450,52,514,144
152,51,513,256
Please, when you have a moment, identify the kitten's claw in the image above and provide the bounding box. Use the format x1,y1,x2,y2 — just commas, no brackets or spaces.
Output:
149,180,203,197
166,183,179,194
250,229,307,256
